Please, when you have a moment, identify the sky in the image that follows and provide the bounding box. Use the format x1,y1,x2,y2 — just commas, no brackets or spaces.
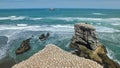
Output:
0,0,120,9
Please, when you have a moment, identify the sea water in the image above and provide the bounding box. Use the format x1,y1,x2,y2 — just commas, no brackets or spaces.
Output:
0,9,120,64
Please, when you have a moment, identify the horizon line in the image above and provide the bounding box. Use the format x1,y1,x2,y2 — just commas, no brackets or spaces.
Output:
0,8,120,10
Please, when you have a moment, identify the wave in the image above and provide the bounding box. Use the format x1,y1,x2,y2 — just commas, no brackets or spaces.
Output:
0,36,8,60
1,16,120,22
111,23,120,26
0,25,74,32
96,26,120,33
17,24,28,27
0,16,26,20
92,13,105,15
0,24,120,33
29,17,43,20
107,48,120,65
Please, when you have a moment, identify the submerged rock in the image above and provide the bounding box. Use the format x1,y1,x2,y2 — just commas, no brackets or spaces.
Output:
15,38,32,55
70,23,120,68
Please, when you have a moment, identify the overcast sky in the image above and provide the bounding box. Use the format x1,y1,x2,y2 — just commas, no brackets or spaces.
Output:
0,0,120,9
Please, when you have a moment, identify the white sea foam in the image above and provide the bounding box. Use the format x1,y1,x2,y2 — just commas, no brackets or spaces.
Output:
30,18,42,20
92,13,105,15
17,24,28,27
96,26,120,33
0,46,8,60
0,16,26,20
0,30,23,60
107,48,120,65
0,25,74,32
0,24,120,33
111,23,120,26
47,17,120,22
1,16,120,22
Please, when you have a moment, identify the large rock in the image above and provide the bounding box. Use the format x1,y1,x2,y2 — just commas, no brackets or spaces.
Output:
70,23,120,68
15,38,32,55
70,23,101,50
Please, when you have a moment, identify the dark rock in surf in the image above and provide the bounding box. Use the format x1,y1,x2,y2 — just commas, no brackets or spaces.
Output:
16,38,32,55
70,23,120,68
39,32,50,41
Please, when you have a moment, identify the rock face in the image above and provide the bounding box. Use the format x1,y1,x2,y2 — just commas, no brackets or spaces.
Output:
70,23,100,50
12,44,103,68
70,23,120,68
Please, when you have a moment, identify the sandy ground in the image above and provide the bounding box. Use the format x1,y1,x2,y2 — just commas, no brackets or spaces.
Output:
12,44,103,68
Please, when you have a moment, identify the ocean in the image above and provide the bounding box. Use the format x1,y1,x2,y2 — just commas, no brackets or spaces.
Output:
0,8,120,65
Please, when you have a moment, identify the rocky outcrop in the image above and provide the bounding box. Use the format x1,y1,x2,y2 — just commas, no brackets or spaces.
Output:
15,38,32,55
39,32,50,41
70,23,120,68
12,44,103,68
70,23,100,50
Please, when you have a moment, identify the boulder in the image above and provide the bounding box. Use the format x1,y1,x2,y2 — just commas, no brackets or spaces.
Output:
16,38,31,55
39,32,50,41
70,23,120,68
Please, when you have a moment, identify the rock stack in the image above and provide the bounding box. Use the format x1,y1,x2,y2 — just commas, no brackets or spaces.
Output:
70,23,120,68
70,23,101,50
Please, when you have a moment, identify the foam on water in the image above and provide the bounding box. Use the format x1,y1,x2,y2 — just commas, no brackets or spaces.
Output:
17,24,28,27
44,17,120,22
0,31,23,60
0,24,120,33
1,16,120,22
29,17,43,20
92,13,105,15
0,16,26,20
107,48,120,65
96,26,120,33
111,23,120,26
0,25,74,32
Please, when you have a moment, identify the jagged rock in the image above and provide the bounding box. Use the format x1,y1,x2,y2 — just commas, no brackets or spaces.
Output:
70,23,101,50
15,38,32,55
39,32,50,41
70,23,120,68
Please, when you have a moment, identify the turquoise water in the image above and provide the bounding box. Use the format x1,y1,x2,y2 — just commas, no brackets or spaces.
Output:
0,9,120,64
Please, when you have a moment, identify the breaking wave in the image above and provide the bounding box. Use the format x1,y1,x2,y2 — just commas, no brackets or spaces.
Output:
0,24,74,32
0,16,120,22
92,13,105,15
0,16,26,20
96,26,120,33
107,48,120,65
0,24,120,33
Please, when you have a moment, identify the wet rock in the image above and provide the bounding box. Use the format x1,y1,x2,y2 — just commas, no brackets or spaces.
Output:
70,23,120,68
39,32,50,41
16,38,32,55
